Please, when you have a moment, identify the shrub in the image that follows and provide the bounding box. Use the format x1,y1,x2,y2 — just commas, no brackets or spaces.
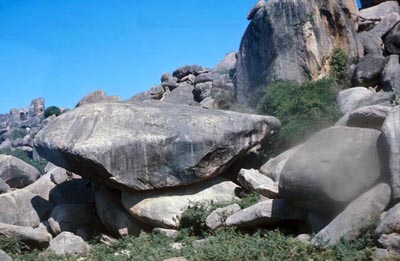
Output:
330,48,349,84
44,106,61,118
258,78,340,153
12,129,26,140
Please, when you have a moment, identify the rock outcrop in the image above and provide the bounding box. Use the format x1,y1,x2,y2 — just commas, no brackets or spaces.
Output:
34,101,280,191
235,0,362,104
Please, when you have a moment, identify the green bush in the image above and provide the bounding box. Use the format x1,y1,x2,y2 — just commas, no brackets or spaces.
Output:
44,106,61,118
12,129,26,140
330,48,349,83
258,78,340,153
0,149,48,174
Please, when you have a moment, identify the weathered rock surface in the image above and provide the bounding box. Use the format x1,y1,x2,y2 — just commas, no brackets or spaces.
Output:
48,204,103,236
95,186,146,237
381,55,400,93
29,98,45,117
378,233,400,257
312,183,391,246
359,1,400,26
205,204,241,230
370,13,400,38
121,177,241,229
162,83,198,106
0,250,12,261
0,178,10,194
381,107,400,201
259,145,301,182
24,173,56,201
225,199,306,228
0,189,52,227
385,19,400,55
376,203,400,236
0,222,52,248
235,0,362,104
280,126,386,215
346,105,392,130
337,87,375,114
237,169,278,198
34,101,280,191
351,54,387,87
48,232,90,256
0,155,40,189
358,31,383,55
75,90,121,107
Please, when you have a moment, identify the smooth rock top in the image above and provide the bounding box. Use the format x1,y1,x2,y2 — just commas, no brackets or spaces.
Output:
75,90,121,107
34,101,280,191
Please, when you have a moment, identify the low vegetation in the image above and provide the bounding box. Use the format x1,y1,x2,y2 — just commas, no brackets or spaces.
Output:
258,78,341,154
330,48,349,84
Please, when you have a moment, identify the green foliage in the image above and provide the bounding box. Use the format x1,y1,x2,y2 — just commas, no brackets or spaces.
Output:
330,48,349,83
44,106,61,118
238,191,260,209
12,129,26,140
0,148,48,174
258,78,341,153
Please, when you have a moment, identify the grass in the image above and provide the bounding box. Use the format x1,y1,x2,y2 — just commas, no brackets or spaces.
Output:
1,228,376,261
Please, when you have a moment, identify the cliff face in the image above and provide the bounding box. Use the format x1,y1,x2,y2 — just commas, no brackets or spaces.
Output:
234,0,362,104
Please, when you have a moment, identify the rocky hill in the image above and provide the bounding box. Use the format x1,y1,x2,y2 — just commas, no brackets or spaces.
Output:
1,0,400,260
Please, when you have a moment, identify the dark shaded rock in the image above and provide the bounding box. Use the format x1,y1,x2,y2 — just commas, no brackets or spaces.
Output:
280,126,386,215
49,179,94,205
385,19,400,55
235,0,362,104
359,0,397,9
225,199,306,228
312,183,391,246
0,155,40,189
351,54,387,87
48,203,103,237
161,73,178,90
0,222,52,249
381,107,400,201
194,73,214,85
95,186,147,237
34,101,280,191
381,55,400,93
147,85,164,100
247,0,266,20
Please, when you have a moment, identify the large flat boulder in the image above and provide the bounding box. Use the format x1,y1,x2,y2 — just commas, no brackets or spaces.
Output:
121,177,240,229
34,101,280,191
382,107,400,201
280,126,386,215
0,155,40,189
312,183,391,246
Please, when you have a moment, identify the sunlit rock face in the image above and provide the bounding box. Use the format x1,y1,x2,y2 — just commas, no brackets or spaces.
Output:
34,100,280,191
235,0,362,104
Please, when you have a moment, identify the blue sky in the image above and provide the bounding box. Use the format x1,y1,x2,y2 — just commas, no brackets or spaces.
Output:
0,0,361,113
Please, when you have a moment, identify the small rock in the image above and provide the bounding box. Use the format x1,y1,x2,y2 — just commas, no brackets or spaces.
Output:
237,169,278,198
49,167,68,185
170,242,184,251
337,87,375,114
163,257,187,261
192,237,215,248
346,105,392,130
225,199,306,228
295,234,311,243
376,203,400,236
0,178,10,194
0,222,52,248
153,228,179,239
205,204,241,230
378,233,400,256
0,155,40,189
48,232,90,256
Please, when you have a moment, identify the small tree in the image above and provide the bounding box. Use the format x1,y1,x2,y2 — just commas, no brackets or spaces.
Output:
330,48,348,84
44,106,61,118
